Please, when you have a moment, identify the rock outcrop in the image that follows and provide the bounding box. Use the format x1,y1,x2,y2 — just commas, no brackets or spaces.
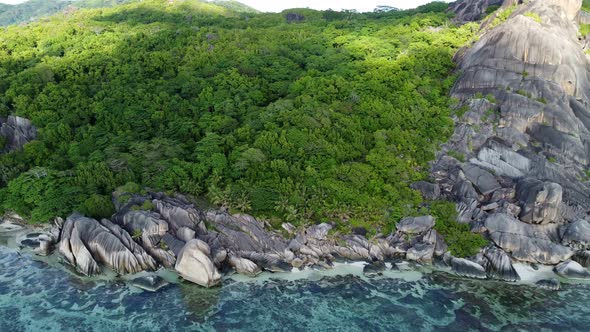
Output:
448,0,505,23
0,116,36,152
449,256,487,279
175,239,221,287
554,260,590,279
430,0,590,272
58,214,157,275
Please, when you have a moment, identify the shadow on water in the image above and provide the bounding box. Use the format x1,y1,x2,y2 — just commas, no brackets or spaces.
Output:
178,280,221,323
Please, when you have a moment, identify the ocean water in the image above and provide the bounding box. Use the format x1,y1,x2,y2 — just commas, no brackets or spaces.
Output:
1,245,590,332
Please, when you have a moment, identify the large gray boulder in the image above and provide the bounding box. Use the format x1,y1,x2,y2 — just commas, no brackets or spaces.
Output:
175,239,221,287
410,181,441,200
396,216,435,234
461,164,501,195
483,213,573,264
58,214,157,275
450,256,487,279
130,274,169,292
113,210,175,268
406,242,435,263
228,255,261,277
572,250,590,268
561,219,590,249
481,246,520,281
554,260,590,279
516,178,563,225
153,198,207,237
535,278,560,291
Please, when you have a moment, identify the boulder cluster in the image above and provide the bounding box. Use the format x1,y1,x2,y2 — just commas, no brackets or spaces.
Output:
28,191,452,287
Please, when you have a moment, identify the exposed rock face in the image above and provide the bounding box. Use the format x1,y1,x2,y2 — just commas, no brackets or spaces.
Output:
554,260,590,279
58,214,157,275
175,239,221,287
112,210,175,268
450,256,487,279
396,216,435,234
448,0,505,23
429,0,590,270
483,213,572,264
516,178,562,224
572,250,590,267
228,255,261,277
481,246,520,281
153,196,207,237
0,116,37,152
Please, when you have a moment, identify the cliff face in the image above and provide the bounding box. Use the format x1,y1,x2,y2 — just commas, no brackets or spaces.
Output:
431,0,590,268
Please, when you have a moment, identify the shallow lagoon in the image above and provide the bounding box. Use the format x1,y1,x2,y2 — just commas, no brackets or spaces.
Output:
2,245,590,332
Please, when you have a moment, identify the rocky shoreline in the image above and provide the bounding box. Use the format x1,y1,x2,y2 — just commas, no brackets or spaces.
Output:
1,189,586,292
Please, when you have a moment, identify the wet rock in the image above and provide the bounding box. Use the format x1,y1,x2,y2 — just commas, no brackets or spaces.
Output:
516,178,563,225
0,220,24,232
396,216,435,234
240,252,291,273
561,219,590,249
363,261,386,278
535,278,560,291
572,250,590,268
554,260,590,279
406,242,435,263
482,246,520,282
130,274,169,292
59,214,157,276
175,239,221,287
450,257,487,279
228,255,261,277
422,229,448,257
19,238,40,248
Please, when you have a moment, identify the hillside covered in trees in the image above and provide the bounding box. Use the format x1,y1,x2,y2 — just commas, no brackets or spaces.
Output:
0,0,487,253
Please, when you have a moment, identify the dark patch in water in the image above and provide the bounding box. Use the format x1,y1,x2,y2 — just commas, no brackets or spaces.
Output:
2,246,590,331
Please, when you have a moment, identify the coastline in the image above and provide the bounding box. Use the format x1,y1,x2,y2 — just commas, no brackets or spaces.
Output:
1,217,585,292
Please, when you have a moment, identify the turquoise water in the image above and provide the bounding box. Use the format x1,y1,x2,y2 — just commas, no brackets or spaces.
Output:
1,245,590,332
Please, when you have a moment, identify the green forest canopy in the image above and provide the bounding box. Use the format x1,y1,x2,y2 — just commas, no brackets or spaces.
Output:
0,0,486,255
